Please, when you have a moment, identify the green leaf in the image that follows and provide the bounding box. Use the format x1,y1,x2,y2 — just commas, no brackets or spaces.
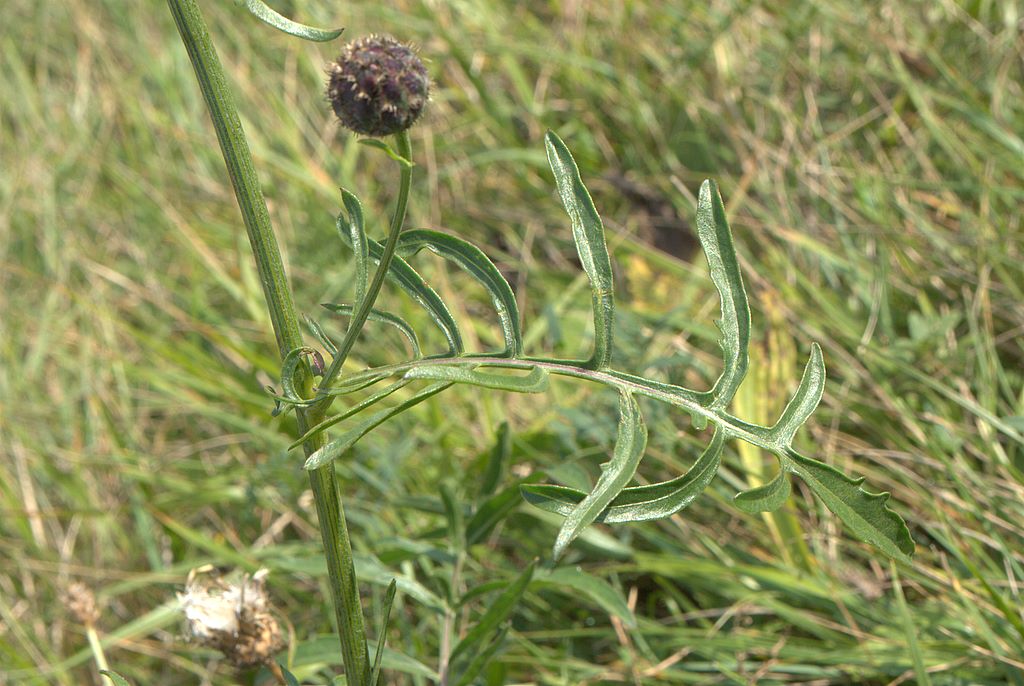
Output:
369,580,398,686
359,139,415,168
771,343,825,446
304,382,451,469
466,482,523,546
535,567,636,628
293,635,439,680
353,554,448,614
734,470,792,513
553,392,647,558
290,380,411,450
398,229,522,357
696,180,751,408
339,190,369,311
322,303,422,359
522,428,723,522
785,450,915,563
320,371,392,397
405,365,548,393
449,563,534,665
280,346,316,401
303,314,338,356
544,131,615,370
441,484,465,544
279,666,301,686
478,422,511,498
451,626,508,686
99,671,132,686
337,224,463,354
232,0,342,41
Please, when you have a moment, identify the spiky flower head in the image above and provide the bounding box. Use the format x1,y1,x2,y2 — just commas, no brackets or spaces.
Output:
326,34,430,137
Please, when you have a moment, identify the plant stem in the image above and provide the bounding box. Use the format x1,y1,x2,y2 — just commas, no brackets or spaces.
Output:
165,0,368,681
85,625,113,685
317,131,414,400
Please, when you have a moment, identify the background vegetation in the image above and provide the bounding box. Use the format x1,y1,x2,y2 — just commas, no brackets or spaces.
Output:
2,0,1022,683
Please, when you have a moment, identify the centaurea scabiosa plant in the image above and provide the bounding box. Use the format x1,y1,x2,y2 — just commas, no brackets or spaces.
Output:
166,1,913,683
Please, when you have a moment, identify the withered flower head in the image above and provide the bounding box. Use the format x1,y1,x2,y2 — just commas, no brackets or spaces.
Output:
63,582,100,627
178,567,283,669
326,34,430,137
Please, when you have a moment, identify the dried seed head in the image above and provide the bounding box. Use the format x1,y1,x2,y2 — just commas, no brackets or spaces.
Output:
63,582,100,627
179,567,283,669
326,34,430,137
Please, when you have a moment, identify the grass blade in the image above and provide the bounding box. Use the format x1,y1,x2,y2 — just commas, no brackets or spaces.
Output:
369,579,398,686
535,566,636,628
449,563,535,666
398,229,522,356
545,131,614,370
99,672,132,686
478,421,510,499
451,626,508,686
466,483,523,546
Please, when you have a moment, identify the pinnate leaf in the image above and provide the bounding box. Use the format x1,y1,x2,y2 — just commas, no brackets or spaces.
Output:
304,382,451,469
734,470,792,513
322,303,422,359
336,221,463,354
338,190,369,311
545,131,614,369
785,450,914,562
771,343,825,446
522,428,723,522
398,229,521,356
553,392,647,558
405,365,548,394
233,0,343,41
696,180,750,408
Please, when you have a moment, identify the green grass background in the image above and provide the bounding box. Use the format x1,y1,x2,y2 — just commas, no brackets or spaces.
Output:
2,0,1023,684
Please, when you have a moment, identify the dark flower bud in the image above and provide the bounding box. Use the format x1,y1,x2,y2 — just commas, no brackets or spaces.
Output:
326,35,430,137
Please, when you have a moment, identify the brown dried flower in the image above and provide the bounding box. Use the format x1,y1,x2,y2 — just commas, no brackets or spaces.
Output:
63,582,101,627
179,567,283,669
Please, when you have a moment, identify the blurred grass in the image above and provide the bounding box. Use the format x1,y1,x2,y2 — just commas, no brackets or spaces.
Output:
2,0,1023,684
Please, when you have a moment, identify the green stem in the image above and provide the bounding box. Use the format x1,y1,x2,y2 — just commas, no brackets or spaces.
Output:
165,0,368,682
317,131,414,400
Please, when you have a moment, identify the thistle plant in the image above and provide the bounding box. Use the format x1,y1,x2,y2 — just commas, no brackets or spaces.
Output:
165,1,914,683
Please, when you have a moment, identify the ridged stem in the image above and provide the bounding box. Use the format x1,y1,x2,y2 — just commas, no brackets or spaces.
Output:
165,0,368,681
317,131,414,398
